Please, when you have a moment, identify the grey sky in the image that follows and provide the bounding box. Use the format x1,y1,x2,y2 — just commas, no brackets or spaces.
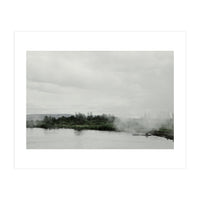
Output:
27,51,173,117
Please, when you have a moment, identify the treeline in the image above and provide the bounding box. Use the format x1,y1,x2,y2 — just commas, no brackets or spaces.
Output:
27,113,174,140
145,127,174,140
27,113,117,131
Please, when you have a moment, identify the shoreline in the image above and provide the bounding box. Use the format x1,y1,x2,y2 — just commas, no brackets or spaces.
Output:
27,126,174,141
145,129,174,140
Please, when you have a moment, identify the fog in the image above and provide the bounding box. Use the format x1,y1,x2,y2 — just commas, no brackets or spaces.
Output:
114,115,173,134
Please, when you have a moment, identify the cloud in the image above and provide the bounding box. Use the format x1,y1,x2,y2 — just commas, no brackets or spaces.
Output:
27,51,173,117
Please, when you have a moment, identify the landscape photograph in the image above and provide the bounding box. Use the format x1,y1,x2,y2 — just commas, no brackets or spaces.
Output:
26,51,174,149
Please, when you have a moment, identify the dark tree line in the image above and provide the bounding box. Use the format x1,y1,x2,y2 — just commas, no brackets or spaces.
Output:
27,113,117,131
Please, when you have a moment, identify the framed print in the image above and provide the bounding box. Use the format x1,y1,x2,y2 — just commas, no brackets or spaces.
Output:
14,31,186,168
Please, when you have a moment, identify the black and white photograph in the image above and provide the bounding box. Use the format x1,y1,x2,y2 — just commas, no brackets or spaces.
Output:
3,0,199,199
26,51,174,149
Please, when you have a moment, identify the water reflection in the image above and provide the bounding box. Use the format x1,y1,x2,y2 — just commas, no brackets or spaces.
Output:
74,130,84,136
27,128,174,149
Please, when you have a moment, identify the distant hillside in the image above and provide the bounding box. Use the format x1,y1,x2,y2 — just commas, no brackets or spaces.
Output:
27,114,71,121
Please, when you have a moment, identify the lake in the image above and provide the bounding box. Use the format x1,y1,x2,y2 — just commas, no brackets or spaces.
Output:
27,128,173,149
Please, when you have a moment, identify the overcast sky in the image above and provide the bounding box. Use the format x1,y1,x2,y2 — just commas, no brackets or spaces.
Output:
27,51,173,117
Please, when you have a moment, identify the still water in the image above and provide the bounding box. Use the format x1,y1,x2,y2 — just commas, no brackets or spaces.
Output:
27,128,173,149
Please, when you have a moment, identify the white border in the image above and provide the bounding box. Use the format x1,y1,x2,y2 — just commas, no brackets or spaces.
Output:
14,32,186,169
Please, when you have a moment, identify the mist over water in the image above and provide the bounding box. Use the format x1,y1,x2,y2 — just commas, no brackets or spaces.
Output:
26,51,174,148
114,114,173,134
26,112,174,149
